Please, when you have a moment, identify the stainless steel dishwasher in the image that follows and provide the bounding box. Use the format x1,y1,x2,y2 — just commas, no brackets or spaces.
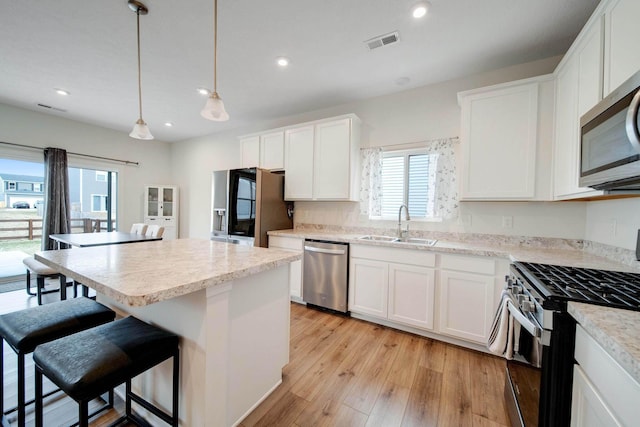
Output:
303,240,349,314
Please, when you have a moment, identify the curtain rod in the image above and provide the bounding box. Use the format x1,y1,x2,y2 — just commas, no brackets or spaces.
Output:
378,136,459,152
0,141,139,166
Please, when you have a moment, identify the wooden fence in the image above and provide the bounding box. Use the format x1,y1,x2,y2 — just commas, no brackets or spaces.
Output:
0,218,116,241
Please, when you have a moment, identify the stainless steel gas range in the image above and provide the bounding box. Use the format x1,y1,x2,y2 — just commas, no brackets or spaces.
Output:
501,261,640,427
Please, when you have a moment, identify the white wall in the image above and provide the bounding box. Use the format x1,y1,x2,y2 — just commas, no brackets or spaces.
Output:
0,104,173,231
173,56,587,241
585,198,640,250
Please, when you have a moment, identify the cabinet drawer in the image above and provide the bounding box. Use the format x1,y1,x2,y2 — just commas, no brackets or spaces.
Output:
574,325,640,427
350,244,436,267
440,254,495,275
269,236,303,251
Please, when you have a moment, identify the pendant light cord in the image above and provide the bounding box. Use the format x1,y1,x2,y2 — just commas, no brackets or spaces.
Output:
213,0,218,94
136,8,143,120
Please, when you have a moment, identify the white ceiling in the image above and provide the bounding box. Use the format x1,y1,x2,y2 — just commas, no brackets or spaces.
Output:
0,0,600,143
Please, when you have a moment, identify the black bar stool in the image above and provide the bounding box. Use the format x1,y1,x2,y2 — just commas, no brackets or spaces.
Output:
34,316,180,427
0,297,116,426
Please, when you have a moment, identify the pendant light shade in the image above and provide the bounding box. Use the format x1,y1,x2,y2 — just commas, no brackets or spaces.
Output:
201,0,229,121
129,0,154,140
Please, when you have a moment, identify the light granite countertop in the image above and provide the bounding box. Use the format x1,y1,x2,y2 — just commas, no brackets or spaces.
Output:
269,229,638,272
35,238,302,307
568,302,640,384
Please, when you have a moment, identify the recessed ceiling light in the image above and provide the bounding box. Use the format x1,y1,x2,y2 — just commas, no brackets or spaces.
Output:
412,2,429,18
55,88,70,96
164,122,173,127
276,57,290,67
197,88,210,95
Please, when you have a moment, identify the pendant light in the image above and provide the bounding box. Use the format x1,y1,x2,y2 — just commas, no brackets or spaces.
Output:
128,0,154,140
200,0,229,121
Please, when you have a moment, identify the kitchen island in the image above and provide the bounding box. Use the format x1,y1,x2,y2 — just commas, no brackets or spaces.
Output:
35,238,301,427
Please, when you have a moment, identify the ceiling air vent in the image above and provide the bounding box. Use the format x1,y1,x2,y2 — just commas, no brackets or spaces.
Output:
37,103,67,112
365,31,400,50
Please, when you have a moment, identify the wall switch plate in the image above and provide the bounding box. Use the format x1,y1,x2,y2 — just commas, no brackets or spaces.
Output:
636,230,640,261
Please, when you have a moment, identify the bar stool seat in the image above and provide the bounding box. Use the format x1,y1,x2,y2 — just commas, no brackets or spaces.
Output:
34,316,180,427
0,297,116,426
23,256,71,305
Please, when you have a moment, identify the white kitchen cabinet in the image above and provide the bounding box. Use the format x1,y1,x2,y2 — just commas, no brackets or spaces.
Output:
240,132,284,170
603,0,640,96
144,185,178,240
553,18,605,200
437,254,503,344
458,75,554,200
268,236,303,301
284,115,361,201
240,136,260,168
572,325,639,427
284,126,314,200
260,131,285,170
349,245,436,330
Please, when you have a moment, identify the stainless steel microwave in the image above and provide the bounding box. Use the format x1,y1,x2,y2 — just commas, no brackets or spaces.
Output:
579,69,640,191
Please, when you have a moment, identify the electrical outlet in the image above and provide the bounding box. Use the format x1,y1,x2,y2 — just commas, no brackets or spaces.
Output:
610,219,617,236
502,216,513,228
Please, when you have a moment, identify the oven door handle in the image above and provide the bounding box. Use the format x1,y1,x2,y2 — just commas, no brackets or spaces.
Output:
507,300,542,338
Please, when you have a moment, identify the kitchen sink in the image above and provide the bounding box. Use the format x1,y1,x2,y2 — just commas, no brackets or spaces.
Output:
357,235,400,242
397,238,438,246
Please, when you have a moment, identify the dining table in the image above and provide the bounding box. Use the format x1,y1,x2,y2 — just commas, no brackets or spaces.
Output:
49,231,162,248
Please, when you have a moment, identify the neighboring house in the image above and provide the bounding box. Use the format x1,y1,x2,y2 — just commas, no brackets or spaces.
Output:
79,169,109,214
0,173,44,208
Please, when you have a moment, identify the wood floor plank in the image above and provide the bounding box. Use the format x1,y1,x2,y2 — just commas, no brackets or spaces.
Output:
472,413,511,427
437,345,474,427
418,337,446,373
386,332,422,388
364,380,411,427
250,391,308,427
469,351,510,425
400,367,442,427
341,327,400,414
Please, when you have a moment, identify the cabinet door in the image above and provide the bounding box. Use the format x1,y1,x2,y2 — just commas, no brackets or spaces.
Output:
269,237,304,300
284,126,314,200
161,187,175,217
578,18,604,117
604,0,640,95
388,263,435,330
313,119,352,200
460,83,538,199
571,366,622,427
260,131,284,170
349,258,388,319
146,186,159,217
438,270,495,343
240,136,260,168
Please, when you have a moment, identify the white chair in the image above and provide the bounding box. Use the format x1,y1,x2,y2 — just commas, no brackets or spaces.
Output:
145,225,164,238
130,223,148,235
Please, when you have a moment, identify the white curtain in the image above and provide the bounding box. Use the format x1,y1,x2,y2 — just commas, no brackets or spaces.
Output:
359,147,383,216
425,138,459,219
359,138,459,220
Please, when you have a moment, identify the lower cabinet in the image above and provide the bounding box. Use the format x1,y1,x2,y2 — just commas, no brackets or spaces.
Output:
571,325,639,427
349,245,436,331
268,236,303,301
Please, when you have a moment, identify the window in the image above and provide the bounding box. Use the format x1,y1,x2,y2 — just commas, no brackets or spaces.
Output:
17,182,32,191
33,183,42,192
236,176,256,220
380,150,437,219
91,194,107,212
7,182,16,191
95,171,107,182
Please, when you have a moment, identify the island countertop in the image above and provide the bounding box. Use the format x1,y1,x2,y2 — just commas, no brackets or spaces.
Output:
35,238,302,307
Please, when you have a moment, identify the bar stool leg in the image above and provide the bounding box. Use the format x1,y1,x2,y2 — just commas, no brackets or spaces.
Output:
17,353,25,427
126,379,132,418
79,401,89,427
0,339,4,417
25,270,36,296
59,275,67,301
35,367,43,427
173,349,180,426
36,277,44,306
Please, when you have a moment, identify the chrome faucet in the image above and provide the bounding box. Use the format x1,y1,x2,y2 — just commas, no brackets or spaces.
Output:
398,204,410,240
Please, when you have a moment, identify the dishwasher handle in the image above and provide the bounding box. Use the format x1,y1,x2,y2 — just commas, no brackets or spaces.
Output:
304,245,346,255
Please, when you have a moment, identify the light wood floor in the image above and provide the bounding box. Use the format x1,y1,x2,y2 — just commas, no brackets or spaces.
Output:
0,282,510,426
241,303,510,427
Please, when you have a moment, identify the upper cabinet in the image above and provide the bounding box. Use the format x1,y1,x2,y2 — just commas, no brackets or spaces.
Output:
603,0,640,96
240,132,284,170
553,19,605,200
458,75,554,201
284,115,361,201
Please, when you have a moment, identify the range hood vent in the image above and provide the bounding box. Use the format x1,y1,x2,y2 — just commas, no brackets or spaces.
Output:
365,31,400,50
